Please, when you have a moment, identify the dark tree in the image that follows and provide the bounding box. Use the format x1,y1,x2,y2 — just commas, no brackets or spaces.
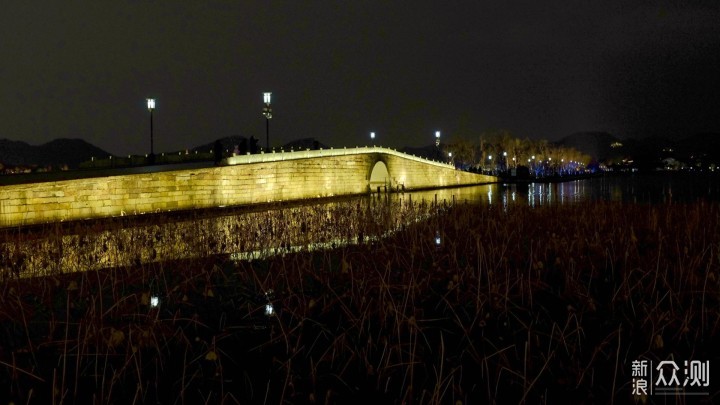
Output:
249,136,259,154
213,139,223,165
239,138,248,155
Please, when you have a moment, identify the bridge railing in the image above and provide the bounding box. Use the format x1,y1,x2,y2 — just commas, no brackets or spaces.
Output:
223,146,455,169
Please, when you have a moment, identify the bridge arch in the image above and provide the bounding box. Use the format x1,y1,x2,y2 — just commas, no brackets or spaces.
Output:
369,159,390,192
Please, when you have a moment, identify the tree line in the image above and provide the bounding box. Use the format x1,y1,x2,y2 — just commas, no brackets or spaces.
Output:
444,130,592,175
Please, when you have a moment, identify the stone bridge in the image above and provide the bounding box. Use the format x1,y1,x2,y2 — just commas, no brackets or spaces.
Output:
0,146,497,227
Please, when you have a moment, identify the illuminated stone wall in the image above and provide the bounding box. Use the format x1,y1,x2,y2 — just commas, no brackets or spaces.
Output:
382,153,495,190
0,147,495,227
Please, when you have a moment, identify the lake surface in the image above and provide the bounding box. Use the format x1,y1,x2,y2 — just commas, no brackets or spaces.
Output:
4,173,718,277
410,172,720,207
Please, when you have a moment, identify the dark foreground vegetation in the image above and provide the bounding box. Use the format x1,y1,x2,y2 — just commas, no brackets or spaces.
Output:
1,200,718,404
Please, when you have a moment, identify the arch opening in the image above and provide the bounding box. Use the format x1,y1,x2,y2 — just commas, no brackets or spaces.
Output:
369,161,389,193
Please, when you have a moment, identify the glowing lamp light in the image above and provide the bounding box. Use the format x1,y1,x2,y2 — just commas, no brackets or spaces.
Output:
503,151,507,157
264,289,275,316
435,131,440,139
370,132,375,140
150,296,160,308
263,92,271,104
531,155,535,160
488,155,492,160
434,231,441,246
147,98,155,111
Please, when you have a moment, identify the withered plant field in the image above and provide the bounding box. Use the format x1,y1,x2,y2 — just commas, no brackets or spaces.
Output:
1,200,718,404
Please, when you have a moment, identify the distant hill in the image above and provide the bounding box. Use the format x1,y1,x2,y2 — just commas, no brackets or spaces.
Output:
554,132,624,162
400,144,443,161
191,136,330,154
0,138,112,169
676,133,720,160
282,137,329,151
556,132,720,170
190,135,255,154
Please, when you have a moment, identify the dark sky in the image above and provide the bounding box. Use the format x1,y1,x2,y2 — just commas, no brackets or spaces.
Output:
1,1,718,156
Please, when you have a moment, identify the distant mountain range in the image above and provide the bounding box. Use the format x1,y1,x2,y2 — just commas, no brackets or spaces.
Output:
2,133,718,172
0,138,112,169
555,132,720,169
0,136,331,170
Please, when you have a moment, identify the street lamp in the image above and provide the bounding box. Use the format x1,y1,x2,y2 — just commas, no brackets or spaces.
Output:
370,132,375,145
262,92,272,150
434,130,441,160
147,98,155,164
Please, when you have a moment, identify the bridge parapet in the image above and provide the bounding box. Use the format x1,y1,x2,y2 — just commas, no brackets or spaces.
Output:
225,145,454,169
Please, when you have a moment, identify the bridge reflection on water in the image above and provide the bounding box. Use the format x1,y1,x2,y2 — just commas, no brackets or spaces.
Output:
5,176,698,278
3,187,461,278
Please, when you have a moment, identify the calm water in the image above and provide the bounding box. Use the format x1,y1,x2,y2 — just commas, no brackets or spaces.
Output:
402,173,720,207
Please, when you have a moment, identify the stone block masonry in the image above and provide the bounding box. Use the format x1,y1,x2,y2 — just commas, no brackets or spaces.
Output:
0,147,496,227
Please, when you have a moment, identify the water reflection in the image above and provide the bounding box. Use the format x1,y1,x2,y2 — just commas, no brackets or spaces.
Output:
2,194,446,277
4,173,718,277
418,173,720,207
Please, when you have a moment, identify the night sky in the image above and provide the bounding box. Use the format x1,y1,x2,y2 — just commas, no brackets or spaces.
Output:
1,1,718,156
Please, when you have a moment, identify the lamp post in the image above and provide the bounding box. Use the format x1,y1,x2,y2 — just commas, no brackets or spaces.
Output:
262,92,272,151
147,98,155,164
435,130,441,160
530,155,536,175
